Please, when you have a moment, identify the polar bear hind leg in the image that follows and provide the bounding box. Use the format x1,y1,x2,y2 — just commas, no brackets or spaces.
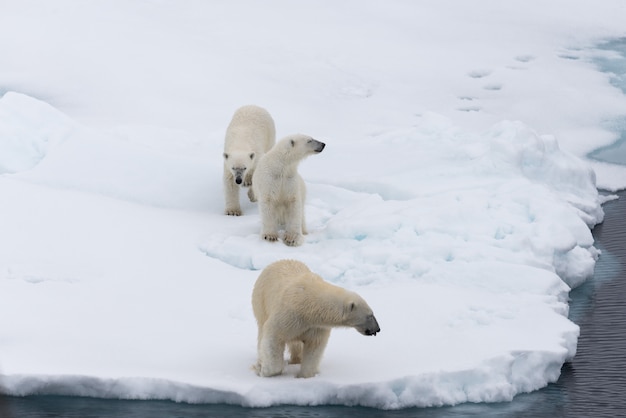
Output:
297,328,331,378
257,332,286,377
288,341,303,364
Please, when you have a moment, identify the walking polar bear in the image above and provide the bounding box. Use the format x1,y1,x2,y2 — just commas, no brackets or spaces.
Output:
252,134,325,246
252,259,380,378
223,105,276,216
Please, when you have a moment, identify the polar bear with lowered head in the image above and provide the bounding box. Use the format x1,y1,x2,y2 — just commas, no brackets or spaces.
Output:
252,259,380,378
252,134,325,246
223,105,276,216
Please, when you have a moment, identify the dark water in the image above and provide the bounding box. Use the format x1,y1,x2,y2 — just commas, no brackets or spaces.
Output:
2,40,626,418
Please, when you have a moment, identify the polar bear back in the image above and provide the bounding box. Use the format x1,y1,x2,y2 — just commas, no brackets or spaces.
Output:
224,105,275,154
252,259,313,325
252,259,370,330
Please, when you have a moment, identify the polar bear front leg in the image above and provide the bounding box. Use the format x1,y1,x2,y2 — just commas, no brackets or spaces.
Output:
247,186,257,202
259,200,279,242
297,328,330,378
283,197,304,246
224,172,242,216
300,207,308,235
299,177,308,235
243,170,254,188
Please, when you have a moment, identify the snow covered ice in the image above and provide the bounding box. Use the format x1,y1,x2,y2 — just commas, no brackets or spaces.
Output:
2,0,626,410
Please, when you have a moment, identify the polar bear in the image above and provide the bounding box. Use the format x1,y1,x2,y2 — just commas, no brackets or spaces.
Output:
252,134,325,246
252,259,380,378
223,105,276,216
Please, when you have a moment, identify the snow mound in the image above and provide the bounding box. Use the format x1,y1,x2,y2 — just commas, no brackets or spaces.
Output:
0,92,74,174
201,114,602,291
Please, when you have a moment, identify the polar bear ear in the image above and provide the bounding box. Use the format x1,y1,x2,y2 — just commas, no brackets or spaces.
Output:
343,301,356,318
249,152,255,160
223,153,229,160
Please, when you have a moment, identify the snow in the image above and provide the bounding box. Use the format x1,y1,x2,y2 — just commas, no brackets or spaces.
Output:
1,0,626,410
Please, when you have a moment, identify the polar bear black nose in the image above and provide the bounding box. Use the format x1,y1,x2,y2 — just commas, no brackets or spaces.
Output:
365,316,380,336
235,177,243,185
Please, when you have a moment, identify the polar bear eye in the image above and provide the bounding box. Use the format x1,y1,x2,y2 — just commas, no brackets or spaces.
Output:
223,153,229,160
249,153,255,160
350,302,356,312
290,139,295,147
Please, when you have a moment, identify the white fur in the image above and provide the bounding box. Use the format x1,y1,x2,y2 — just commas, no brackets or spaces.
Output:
252,134,325,246
252,259,380,378
223,105,276,216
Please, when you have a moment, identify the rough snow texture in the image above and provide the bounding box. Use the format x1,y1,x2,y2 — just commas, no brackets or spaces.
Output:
1,0,626,410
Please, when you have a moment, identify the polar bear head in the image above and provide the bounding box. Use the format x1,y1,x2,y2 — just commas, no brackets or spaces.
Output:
223,151,256,185
272,134,325,164
343,293,380,336
288,134,325,156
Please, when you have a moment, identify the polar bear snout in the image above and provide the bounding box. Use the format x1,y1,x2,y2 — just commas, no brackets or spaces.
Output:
309,139,326,153
364,328,379,336
358,314,381,336
232,168,246,185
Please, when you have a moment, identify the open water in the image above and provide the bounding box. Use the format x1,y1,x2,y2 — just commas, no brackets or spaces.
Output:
1,38,625,418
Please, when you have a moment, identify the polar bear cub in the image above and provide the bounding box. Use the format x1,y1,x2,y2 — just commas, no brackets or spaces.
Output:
252,134,325,246
252,259,380,378
223,105,276,216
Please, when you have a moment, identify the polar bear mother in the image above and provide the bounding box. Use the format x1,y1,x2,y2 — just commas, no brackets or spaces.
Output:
252,259,380,378
252,134,325,246
223,105,276,216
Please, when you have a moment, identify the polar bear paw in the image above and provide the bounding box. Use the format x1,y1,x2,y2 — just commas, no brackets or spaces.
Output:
253,359,284,377
262,233,279,242
225,208,242,216
284,232,303,247
296,369,317,379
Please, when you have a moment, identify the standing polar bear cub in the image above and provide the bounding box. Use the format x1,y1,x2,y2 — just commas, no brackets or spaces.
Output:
252,259,380,378
223,105,276,216
252,134,325,246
